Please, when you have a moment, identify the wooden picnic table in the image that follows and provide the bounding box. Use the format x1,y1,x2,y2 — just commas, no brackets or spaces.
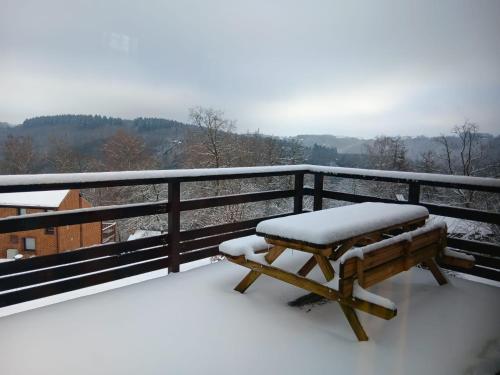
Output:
256,202,429,272
221,202,464,341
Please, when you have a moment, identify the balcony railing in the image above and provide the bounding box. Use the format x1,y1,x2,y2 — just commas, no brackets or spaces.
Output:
0,165,499,309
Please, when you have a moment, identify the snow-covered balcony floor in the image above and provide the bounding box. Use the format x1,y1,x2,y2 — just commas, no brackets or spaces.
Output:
1,252,499,375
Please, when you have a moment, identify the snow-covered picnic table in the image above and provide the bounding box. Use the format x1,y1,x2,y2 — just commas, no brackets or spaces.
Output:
220,203,473,341
255,202,429,250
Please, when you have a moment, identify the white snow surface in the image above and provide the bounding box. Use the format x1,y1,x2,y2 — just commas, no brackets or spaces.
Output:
127,229,162,241
219,235,272,260
352,281,397,311
0,252,498,375
444,247,476,261
0,165,498,190
338,222,446,264
309,165,500,188
0,189,69,208
256,202,429,246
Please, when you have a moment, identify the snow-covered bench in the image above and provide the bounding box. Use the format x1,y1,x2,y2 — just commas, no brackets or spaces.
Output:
220,223,474,341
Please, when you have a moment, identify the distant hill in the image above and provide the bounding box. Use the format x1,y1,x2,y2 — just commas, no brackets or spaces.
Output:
294,133,499,161
0,114,195,159
295,134,370,154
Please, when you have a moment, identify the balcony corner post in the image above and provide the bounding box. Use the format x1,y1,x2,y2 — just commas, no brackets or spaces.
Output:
294,172,304,214
408,182,421,205
168,180,181,273
313,173,324,211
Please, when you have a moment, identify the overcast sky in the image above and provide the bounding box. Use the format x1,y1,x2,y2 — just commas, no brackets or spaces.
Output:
1,0,500,137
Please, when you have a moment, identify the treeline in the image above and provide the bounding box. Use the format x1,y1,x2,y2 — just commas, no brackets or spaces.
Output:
0,110,307,174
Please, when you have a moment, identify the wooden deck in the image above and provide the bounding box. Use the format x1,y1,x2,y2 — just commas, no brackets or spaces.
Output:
0,254,498,375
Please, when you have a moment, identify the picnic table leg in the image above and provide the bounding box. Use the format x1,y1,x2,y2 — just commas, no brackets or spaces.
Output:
297,256,317,277
314,254,335,281
234,246,285,293
234,271,261,293
422,258,448,286
339,303,369,341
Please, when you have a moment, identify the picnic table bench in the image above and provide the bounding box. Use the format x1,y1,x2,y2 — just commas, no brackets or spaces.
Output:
220,203,475,341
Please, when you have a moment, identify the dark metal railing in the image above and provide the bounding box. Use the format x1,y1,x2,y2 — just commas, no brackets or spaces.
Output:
0,165,498,308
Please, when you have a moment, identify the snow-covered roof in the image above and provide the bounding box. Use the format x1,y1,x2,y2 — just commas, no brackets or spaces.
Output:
0,254,498,374
0,190,70,208
127,229,162,241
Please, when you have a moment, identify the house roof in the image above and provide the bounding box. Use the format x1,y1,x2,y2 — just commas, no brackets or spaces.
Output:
0,190,70,208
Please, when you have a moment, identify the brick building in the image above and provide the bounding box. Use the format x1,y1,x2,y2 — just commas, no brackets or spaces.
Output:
0,189,101,259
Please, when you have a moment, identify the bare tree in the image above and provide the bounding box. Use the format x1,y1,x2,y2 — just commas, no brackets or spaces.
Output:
101,129,156,171
437,121,500,207
46,136,89,172
366,136,409,171
184,107,236,168
0,135,40,174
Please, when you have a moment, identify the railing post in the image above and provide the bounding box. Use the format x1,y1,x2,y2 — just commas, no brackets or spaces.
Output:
294,172,304,214
313,173,324,211
168,180,180,273
408,182,421,204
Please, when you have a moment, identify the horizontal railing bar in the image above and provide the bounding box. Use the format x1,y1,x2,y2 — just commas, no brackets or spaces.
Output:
440,264,500,282
179,212,294,241
310,167,500,193
179,246,220,264
0,201,170,234
179,190,295,211
0,246,167,292
322,190,499,224
180,229,255,252
322,190,400,204
447,238,500,257
474,254,500,269
0,257,169,308
2,166,497,194
0,234,167,277
421,203,500,225
320,172,500,193
0,166,309,193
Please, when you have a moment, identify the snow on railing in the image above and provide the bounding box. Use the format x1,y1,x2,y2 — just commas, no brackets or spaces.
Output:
0,165,498,192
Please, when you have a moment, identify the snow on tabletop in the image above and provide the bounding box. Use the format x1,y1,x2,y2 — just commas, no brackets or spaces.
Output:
444,247,476,261
256,202,429,246
219,235,272,260
0,189,69,208
338,222,446,264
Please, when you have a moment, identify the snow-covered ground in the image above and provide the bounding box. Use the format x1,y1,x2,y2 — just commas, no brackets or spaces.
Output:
0,252,499,375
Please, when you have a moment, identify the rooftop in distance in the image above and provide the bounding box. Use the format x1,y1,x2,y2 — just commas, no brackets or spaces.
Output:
0,189,70,208
1,252,498,374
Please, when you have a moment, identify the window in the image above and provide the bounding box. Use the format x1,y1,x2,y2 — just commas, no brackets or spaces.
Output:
45,209,55,234
24,237,36,251
18,208,27,215
9,235,18,244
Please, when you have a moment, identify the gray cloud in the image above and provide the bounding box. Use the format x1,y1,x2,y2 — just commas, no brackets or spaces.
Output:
1,0,500,136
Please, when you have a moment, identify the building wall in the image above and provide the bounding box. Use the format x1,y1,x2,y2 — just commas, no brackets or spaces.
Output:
0,190,102,258
0,207,58,258
80,195,102,247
